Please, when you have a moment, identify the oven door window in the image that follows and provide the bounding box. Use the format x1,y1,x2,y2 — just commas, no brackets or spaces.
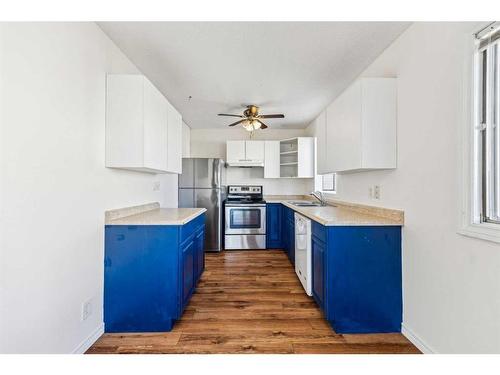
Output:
229,209,262,229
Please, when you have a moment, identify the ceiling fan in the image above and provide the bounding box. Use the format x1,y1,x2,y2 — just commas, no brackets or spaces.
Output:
218,105,285,131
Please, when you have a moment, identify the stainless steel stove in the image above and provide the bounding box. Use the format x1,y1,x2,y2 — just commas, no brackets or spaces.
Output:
224,185,266,250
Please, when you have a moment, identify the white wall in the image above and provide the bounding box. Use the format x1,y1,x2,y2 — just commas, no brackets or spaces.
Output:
190,128,314,195
306,22,500,353
182,121,191,157
0,23,178,353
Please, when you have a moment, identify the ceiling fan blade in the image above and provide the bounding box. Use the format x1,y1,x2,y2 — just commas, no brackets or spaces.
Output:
259,114,285,119
256,119,268,129
218,113,244,118
228,119,246,127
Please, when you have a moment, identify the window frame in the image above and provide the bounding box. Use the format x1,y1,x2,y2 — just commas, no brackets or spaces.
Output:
459,22,500,243
321,173,336,193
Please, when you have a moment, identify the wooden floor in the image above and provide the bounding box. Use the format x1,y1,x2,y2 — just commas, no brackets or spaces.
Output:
87,250,420,354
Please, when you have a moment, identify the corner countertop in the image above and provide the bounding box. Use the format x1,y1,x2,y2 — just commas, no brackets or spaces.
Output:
264,196,403,226
105,207,207,226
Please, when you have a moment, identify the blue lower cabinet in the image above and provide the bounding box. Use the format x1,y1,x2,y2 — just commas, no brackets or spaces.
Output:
281,205,295,264
281,205,288,252
181,238,195,309
104,213,205,333
311,234,325,310
311,221,402,334
194,226,205,282
266,203,282,248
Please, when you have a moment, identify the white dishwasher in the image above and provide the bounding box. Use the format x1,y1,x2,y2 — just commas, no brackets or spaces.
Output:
294,212,312,296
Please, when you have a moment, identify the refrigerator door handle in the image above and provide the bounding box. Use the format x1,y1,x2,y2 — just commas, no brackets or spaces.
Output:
214,159,219,187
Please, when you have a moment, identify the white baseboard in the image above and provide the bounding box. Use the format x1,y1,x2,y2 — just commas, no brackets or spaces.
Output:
72,323,104,354
401,323,435,354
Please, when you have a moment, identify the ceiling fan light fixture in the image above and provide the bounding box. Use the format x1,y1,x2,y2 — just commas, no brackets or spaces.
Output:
242,119,260,132
218,105,283,131
242,120,252,131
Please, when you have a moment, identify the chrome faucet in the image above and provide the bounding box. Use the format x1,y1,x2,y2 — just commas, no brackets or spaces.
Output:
310,191,326,206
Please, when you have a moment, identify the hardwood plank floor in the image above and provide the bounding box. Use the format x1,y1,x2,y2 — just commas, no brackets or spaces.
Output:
87,250,420,354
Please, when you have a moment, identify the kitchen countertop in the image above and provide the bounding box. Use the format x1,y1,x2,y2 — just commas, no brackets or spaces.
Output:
105,207,207,226
264,196,403,226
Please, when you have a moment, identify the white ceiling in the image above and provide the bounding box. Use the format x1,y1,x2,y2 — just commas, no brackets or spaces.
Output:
99,22,410,129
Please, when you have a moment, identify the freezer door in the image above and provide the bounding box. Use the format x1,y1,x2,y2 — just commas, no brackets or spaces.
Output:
195,188,222,251
178,188,195,208
179,158,195,188
194,158,225,188
194,159,213,188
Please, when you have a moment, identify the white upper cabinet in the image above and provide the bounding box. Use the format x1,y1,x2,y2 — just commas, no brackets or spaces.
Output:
314,111,328,175
143,78,168,172
245,141,265,161
324,77,396,173
227,137,314,176
264,141,280,178
226,141,246,162
263,137,315,178
106,74,183,174
226,140,264,166
296,137,315,178
166,101,182,174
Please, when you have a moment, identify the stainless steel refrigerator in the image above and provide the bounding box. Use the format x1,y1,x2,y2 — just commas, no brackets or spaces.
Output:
178,158,226,252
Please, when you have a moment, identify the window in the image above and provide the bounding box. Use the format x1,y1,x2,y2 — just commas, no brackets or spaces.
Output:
474,22,500,224
321,173,336,192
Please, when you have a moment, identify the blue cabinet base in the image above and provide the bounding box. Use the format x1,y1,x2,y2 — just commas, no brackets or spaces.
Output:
106,319,174,333
328,319,400,334
312,222,402,334
104,214,205,333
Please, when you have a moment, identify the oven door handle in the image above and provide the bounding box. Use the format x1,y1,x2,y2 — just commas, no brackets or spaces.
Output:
225,204,266,207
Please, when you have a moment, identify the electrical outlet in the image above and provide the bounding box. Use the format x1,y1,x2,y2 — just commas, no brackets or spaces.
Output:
374,185,381,200
153,181,161,191
82,300,92,321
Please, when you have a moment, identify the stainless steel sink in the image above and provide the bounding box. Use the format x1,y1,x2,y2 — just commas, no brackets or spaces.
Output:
288,201,323,207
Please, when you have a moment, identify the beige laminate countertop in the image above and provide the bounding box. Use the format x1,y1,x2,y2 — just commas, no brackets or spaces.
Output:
105,207,206,226
266,198,402,226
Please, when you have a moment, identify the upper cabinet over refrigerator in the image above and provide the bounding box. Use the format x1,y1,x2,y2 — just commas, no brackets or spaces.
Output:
320,77,397,174
105,74,183,174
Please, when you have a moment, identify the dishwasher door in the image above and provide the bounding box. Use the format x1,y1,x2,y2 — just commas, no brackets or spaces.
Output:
294,213,312,296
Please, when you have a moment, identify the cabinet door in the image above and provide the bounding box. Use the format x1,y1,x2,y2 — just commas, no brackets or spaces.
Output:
264,141,280,178
245,141,265,161
281,206,289,254
194,227,205,282
167,101,183,174
143,78,168,172
360,78,397,169
266,204,282,248
297,137,314,178
226,141,246,162
315,111,328,175
181,239,195,308
105,75,144,169
312,236,325,309
326,81,362,173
